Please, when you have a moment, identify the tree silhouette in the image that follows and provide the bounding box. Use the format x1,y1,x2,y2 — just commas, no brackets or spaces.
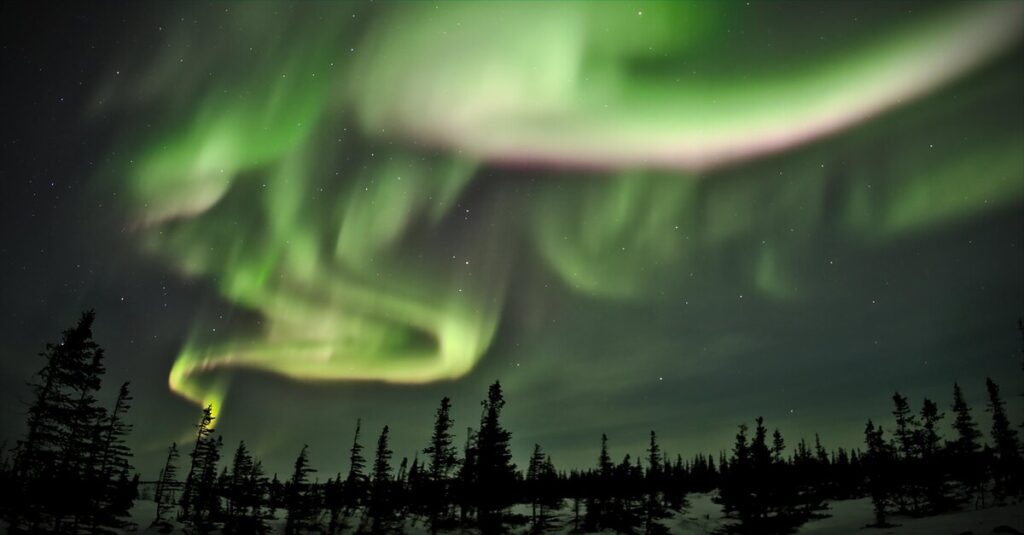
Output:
152,442,181,529
642,431,671,535
949,383,985,506
86,381,136,534
343,418,367,518
916,398,952,513
324,472,345,535
525,444,561,533
179,405,222,533
583,433,615,531
423,397,458,533
454,427,477,526
224,441,269,534
284,444,316,535
2,311,137,533
367,425,396,534
985,377,1022,498
863,420,894,528
473,381,517,533
888,392,919,513
242,459,273,533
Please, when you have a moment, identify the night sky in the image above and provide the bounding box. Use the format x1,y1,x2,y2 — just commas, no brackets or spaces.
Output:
1,1,1022,480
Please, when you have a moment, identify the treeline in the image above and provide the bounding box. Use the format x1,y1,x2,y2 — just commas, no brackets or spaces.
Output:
1,313,1022,534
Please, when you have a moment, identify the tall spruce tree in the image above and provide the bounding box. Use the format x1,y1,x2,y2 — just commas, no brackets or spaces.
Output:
180,406,222,533
890,392,918,512
179,405,215,520
2,311,132,533
324,473,345,535
949,383,985,504
7,311,106,531
642,431,671,535
455,427,477,526
584,433,616,531
86,381,136,534
891,392,917,457
918,398,951,512
368,426,395,534
343,419,367,513
864,420,894,527
525,444,560,533
152,443,181,528
223,441,254,534
473,381,516,533
423,397,458,533
242,459,272,534
985,377,1022,497
284,444,316,535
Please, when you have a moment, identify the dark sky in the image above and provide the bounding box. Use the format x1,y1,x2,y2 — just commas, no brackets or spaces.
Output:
1,1,1022,480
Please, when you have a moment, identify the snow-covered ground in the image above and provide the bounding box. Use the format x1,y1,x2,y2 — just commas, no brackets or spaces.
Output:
797,497,1023,535
667,494,1023,535
118,493,1024,534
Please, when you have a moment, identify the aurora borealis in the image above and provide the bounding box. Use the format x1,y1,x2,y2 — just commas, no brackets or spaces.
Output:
1,1,1022,477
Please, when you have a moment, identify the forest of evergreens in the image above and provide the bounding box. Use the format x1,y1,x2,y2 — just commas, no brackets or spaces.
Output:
0,312,1021,534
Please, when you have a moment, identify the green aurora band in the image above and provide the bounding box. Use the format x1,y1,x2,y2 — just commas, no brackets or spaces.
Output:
97,1,1024,420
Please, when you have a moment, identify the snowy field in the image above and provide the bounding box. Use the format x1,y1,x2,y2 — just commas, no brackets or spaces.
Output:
121,493,1023,534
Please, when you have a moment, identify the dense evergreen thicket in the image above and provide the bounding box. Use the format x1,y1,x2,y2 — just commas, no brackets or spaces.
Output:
1,313,1022,534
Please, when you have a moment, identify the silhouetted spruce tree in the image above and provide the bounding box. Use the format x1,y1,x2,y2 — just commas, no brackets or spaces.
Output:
180,423,223,535
367,426,396,534
526,444,561,533
541,453,562,532
405,456,427,524
455,427,477,526
891,393,917,458
393,456,410,529
813,434,829,467
642,431,671,535
152,442,181,529
268,474,284,517
583,433,615,531
197,435,224,532
809,434,833,502
343,419,367,518
985,377,1022,498
324,473,344,535
948,383,985,506
284,444,316,534
917,398,952,513
241,459,272,534
6,311,106,532
86,381,136,534
423,397,458,533
716,423,752,531
179,404,216,522
889,392,919,513
59,315,109,534
473,381,516,533
771,429,785,464
863,420,895,528
223,441,255,534
610,454,642,533
748,417,773,529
